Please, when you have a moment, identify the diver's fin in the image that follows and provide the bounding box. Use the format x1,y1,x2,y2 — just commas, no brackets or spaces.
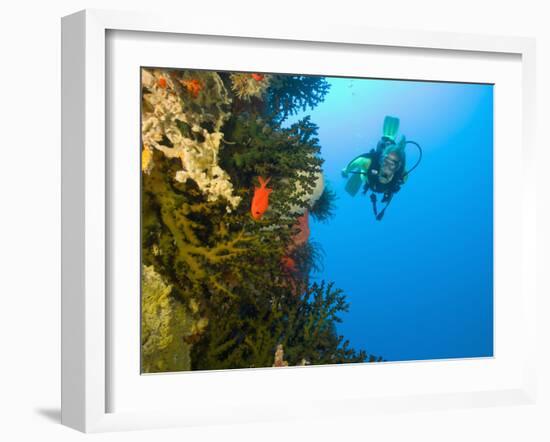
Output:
343,154,371,196
383,116,400,141
344,155,372,173
344,173,364,196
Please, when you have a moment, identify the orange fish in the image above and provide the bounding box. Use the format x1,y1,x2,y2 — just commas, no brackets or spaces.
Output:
250,176,272,220
182,79,202,98
157,77,167,89
281,256,297,273
251,73,265,82
280,255,304,296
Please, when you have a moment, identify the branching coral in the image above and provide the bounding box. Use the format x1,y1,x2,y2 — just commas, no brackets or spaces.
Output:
264,74,331,124
145,171,249,298
220,114,324,222
280,281,372,365
190,279,378,370
230,72,271,101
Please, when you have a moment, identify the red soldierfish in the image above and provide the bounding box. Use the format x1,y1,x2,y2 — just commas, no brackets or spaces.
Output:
251,176,272,220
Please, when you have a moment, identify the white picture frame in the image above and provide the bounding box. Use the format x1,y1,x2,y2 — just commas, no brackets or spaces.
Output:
61,9,537,433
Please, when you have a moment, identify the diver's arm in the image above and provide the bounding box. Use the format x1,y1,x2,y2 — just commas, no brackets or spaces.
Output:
341,156,372,177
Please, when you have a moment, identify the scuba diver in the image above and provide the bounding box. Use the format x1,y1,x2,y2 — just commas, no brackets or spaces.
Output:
341,116,422,221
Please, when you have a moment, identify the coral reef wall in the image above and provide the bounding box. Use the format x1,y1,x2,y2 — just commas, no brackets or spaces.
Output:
140,68,381,372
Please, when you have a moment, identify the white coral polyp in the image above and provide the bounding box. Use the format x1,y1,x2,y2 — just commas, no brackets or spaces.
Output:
141,69,241,210
168,129,242,210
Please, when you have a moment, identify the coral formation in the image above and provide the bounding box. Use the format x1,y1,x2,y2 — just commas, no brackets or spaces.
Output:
141,68,240,209
220,113,324,221
141,265,207,373
264,74,331,124
310,185,338,222
230,72,271,101
141,68,381,372
273,344,289,367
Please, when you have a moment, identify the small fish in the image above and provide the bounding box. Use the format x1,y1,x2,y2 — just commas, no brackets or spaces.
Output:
250,176,272,220
157,77,167,88
281,256,297,273
251,73,265,82
182,79,202,98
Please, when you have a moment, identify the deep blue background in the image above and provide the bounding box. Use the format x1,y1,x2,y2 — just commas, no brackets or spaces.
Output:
287,77,493,361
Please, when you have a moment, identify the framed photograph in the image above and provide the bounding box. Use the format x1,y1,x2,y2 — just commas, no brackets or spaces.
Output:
61,9,537,433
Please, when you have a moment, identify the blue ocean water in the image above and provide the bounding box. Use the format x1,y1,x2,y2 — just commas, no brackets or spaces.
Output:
288,77,493,362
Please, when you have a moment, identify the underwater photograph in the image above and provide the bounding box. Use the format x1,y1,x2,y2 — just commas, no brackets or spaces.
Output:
140,68,493,373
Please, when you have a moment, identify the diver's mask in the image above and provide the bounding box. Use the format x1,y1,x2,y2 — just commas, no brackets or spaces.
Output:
378,152,402,184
